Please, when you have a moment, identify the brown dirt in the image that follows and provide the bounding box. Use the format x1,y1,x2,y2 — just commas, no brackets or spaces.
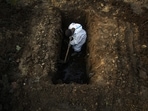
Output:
0,0,148,111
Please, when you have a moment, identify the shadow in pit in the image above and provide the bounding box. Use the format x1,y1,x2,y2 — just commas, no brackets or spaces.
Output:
52,40,89,84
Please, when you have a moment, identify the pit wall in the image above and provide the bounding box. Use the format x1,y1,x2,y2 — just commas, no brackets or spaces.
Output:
18,4,62,81
86,11,139,86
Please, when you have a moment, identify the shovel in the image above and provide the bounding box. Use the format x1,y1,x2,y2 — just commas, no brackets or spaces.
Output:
64,37,72,63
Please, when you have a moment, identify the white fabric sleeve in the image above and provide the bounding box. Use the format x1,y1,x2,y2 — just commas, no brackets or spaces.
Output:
70,39,77,45
70,34,85,45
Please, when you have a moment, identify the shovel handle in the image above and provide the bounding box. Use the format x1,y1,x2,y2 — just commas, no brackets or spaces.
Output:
64,37,72,63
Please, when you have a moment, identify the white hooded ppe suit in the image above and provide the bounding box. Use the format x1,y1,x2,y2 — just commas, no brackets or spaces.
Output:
68,23,87,52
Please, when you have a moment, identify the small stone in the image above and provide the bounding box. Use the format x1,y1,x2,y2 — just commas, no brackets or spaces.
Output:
102,5,111,12
16,45,21,51
141,45,147,48
41,63,45,66
122,81,126,83
101,3,104,7
72,87,77,92
115,56,118,59
106,81,110,85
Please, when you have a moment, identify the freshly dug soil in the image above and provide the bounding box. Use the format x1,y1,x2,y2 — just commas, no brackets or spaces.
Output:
0,0,147,111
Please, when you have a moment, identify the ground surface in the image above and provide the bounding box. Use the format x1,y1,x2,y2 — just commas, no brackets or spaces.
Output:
0,0,148,111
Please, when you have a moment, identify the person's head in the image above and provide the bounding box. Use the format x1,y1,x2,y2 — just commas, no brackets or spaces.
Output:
65,28,75,37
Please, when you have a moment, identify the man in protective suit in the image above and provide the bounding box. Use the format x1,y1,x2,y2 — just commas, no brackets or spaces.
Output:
65,23,87,56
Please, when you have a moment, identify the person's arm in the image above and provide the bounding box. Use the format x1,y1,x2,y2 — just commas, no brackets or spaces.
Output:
70,39,77,45
70,34,85,45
